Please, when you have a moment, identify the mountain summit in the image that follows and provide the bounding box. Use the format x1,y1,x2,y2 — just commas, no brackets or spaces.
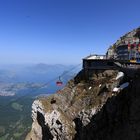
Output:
26,27,140,140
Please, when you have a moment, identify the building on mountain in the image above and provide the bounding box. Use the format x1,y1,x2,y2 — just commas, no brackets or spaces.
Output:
83,54,107,70
116,45,129,60
116,42,140,62
83,55,116,80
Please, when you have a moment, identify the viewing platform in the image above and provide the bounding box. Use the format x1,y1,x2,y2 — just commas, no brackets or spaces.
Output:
83,54,140,80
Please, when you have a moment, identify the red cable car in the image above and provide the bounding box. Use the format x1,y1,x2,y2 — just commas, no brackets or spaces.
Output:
56,77,63,86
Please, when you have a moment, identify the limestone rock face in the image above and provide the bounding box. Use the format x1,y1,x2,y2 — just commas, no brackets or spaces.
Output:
26,66,140,140
26,70,129,140
26,99,76,140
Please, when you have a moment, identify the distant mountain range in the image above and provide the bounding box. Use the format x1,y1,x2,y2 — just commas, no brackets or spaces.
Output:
0,63,81,83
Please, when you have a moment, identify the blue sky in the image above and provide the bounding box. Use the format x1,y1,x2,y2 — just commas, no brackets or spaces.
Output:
0,0,140,64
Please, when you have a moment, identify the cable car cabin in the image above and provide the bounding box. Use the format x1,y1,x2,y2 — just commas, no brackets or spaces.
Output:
56,77,63,86
56,81,63,86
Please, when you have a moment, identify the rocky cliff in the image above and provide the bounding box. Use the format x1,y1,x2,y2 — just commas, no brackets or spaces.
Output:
26,69,138,140
26,27,140,140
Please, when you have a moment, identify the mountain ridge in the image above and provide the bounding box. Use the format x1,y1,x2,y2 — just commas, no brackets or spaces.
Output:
26,27,140,140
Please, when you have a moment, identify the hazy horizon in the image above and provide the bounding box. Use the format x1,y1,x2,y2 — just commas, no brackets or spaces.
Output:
0,62,81,67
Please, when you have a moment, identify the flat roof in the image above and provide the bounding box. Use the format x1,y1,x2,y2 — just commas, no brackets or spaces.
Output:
83,54,106,60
